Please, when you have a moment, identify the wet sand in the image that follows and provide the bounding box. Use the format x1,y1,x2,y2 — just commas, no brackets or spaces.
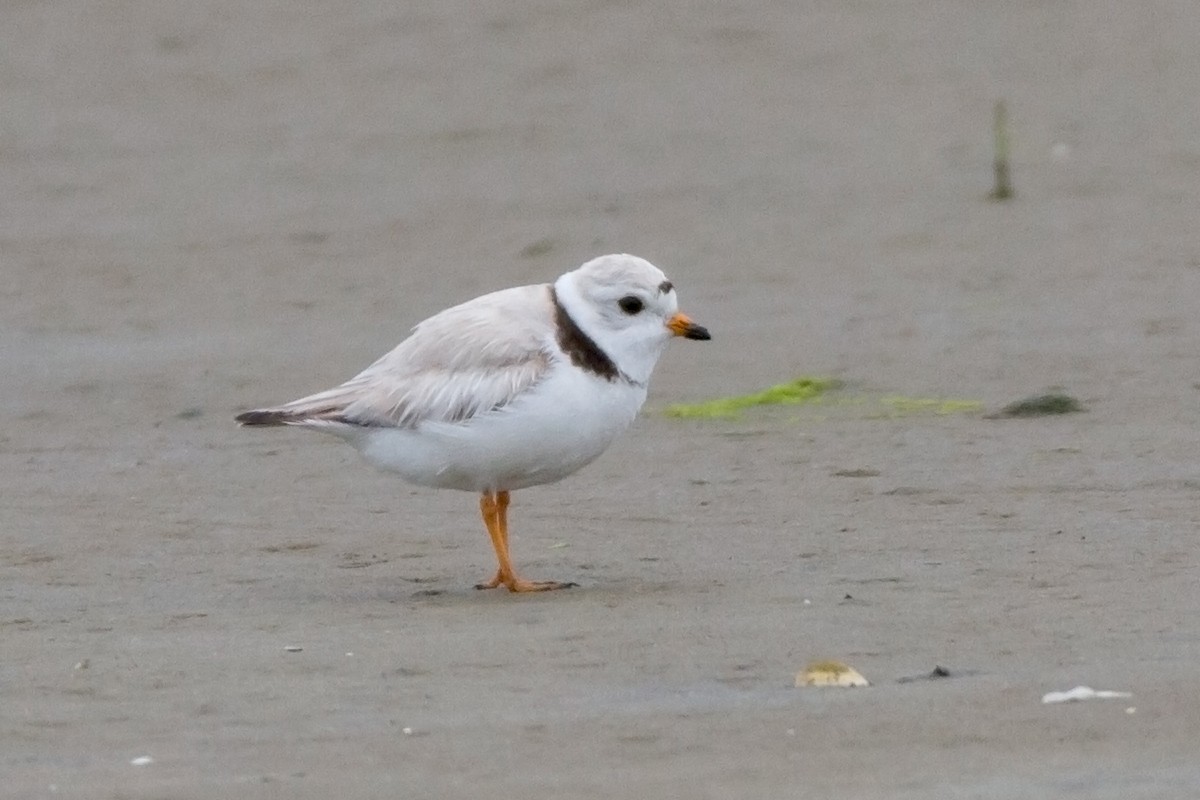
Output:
3,2,1200,797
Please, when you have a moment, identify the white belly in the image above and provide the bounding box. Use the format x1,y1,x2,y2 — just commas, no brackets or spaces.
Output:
348,367,646,492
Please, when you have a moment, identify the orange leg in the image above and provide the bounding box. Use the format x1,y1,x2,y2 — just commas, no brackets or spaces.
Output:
473,491,505,589
474,490,576,593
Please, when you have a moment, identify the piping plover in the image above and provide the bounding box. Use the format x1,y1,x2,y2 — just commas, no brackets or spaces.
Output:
236,253,710,592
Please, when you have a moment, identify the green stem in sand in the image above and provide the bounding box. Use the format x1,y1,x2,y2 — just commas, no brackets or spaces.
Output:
990,99,1014,201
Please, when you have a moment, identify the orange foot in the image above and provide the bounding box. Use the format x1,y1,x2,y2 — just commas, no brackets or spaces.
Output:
477,491,577,594
474,571,577,593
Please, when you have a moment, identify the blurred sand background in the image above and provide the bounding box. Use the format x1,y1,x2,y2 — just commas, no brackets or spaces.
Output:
3,1,1200,797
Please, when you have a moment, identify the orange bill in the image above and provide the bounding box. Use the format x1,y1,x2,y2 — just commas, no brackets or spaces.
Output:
666,312,711,340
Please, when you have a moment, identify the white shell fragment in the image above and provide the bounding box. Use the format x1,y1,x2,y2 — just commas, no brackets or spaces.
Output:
1041,686,1132,704
130,756,154,766
283,645,303,652
795,660,870,688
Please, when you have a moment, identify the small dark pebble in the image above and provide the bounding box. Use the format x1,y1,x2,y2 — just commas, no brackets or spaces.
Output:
897,665,955,683
987,393,1084,418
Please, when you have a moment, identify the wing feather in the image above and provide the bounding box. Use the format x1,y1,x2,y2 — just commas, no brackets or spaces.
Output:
240,284,556,429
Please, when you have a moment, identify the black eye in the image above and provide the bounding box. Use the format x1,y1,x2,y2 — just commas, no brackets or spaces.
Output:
618,295,644,315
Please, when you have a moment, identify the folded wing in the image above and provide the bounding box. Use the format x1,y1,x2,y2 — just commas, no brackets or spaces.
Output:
236,284,556,429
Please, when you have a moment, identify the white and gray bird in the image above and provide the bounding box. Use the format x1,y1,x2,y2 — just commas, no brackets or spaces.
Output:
236,254,710,592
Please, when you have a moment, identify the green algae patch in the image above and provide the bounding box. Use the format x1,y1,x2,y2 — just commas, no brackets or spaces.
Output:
878,397,985,417
664,377,841,419
664,379,985,421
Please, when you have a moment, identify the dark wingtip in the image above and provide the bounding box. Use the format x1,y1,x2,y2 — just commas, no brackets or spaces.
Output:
235,409,289,426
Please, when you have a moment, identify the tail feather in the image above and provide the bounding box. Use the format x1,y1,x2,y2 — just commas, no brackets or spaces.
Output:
236,382,366,428
235,409,303,426
235,403,350,427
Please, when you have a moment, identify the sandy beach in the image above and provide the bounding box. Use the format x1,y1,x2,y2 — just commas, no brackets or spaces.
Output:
3,2,1200,797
